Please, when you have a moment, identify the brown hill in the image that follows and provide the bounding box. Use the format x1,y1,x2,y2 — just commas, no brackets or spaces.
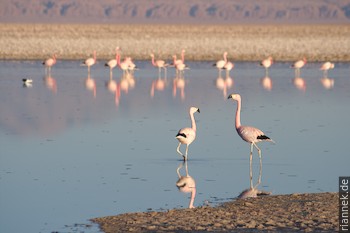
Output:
1,0,350,24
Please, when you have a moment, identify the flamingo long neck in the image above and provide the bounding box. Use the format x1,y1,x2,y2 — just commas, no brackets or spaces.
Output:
117,53,121,66
224,53,227,63
190,112,197,132
151,55,156,66
235,98,242,129
181,51,185,63
93,51,96,62
173,55,177,64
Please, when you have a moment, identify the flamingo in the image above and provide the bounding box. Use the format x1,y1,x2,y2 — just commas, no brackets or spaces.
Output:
176,161,196,208
176,107,200,161
105,48,118,78
320,62,334,78
214,52,228,77
150,53,168,77
224,61,234,78
228,93,274,189
43,54,57,75
82,51,96,76
292,57,307,77
117,51,130,77
260,56,273,76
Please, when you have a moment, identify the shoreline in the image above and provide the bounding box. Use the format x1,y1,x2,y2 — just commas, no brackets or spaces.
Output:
92,192,338,232
1,24,349,62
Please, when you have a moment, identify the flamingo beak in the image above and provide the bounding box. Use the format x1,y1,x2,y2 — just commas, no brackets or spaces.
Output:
197,109,200,113
227,94,233,99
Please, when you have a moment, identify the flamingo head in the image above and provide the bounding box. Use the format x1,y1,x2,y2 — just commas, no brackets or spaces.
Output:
228,93,241,101
190,107,200,114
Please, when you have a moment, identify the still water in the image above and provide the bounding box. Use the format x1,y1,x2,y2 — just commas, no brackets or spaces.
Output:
1,60,349,232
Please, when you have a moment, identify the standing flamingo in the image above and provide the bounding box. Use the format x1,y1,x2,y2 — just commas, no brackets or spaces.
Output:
150,53,168,77
320,62,334,78
176,107,200,161
260,56,273,76
82,51,96,76
292,58,307,77
228,94,274,189
105,48,118,78
43,54,57,75
214,52,228,77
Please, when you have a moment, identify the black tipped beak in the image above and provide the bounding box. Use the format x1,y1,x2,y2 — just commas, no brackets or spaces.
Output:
227,95,232,99
197,109,200,113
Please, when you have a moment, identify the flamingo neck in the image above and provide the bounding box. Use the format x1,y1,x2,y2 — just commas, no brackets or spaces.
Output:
173,55,177,64
117,53,121,66
235,98,242,129
151,56,156,66
190,111,197,132
224,53,227,63
93,51,96,62
181,51,185,63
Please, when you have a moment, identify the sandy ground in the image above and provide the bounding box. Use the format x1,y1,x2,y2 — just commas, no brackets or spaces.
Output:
0,24,349,61
92,192,338,232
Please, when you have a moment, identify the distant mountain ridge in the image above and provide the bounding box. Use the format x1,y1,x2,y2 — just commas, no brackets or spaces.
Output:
1,0,350,24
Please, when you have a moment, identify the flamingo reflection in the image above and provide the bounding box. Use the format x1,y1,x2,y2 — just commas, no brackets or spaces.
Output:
176,161,196,208
173,76,186,101
150,76,167,98
292,76,307,92
44,75,57,94
215,76,234,97
85,76,96,98
260,76,273,91
320,77,334,90
237,159,271,199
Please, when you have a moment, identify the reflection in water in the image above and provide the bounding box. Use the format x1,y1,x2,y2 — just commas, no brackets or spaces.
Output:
292,77,307,92
173,76,186,100
320,77,335,90
227,94,275,189
85,76,96,98
176,161,196,208
215,76,234,97
175,107,200,161
150,77,167,98
44,75,57,94
260,76,273,91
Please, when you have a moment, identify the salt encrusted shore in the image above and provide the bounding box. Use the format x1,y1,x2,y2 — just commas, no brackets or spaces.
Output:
0,24,349,62
92,192,338,232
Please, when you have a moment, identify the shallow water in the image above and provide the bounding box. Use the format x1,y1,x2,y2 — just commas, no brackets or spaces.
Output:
0,60,349,233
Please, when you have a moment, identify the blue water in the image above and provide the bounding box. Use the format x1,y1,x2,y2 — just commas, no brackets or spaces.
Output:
0,60,349,233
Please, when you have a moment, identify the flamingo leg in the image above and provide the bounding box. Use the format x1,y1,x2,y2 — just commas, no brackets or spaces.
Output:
253,142,262,188
184,144,189,161
176,142,184,157
249,143,254,189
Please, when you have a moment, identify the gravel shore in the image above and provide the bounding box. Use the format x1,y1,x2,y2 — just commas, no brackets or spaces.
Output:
92,192,338,232
1,24,349,61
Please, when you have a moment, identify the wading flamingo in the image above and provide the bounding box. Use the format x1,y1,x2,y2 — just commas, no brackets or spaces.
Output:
176,107,200,161
43,54,57,75
82,51,96,76
260,56,273,76
214,52,228,77
320,62,334,78
105,48,118,78
150,53,168,78
228,93,274,189
292,58,307,77
176,161,196,208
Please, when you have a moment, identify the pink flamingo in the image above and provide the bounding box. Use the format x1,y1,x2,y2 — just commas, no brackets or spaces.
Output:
260,56,273,76
105,48,118,78
228,93,274,189
176,107,200,161
292,57,307,77
320,61,334,78
214,52,228,77
117,50,130,77
150,53,168,77
43,54,57,75
82,51,96,76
